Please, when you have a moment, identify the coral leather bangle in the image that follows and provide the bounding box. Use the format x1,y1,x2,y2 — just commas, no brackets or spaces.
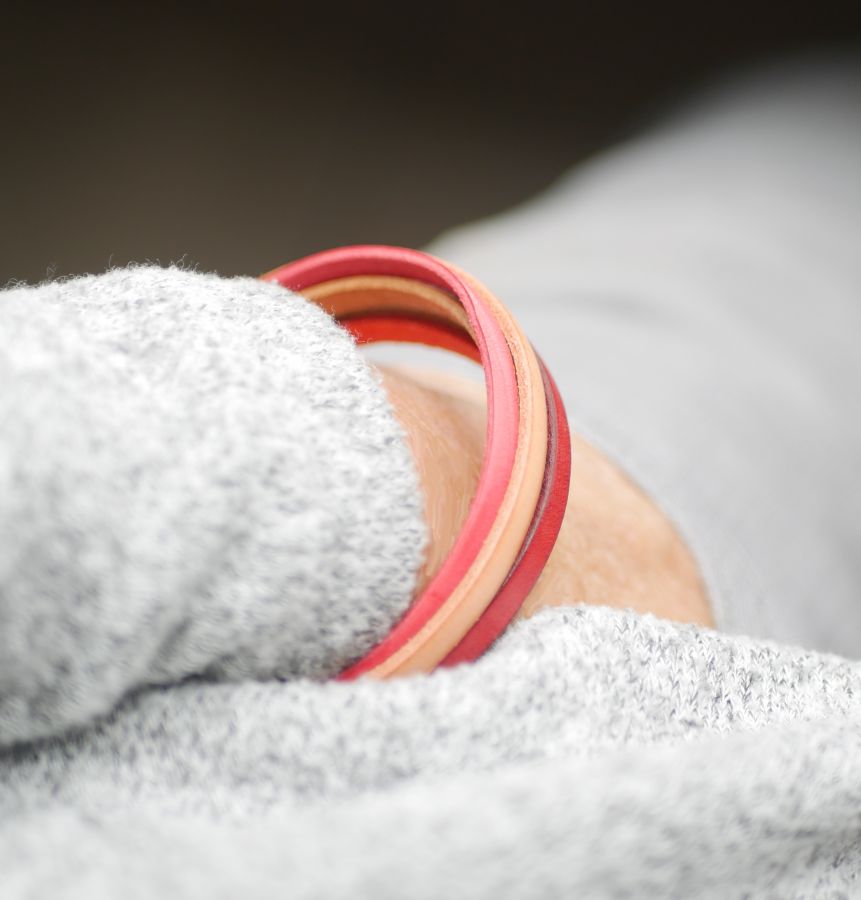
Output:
261,245,571,679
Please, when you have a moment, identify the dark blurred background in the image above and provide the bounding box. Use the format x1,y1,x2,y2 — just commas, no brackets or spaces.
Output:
2,1,859,285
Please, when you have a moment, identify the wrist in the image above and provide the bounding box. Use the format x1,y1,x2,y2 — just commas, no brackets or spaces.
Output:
374,360,714,629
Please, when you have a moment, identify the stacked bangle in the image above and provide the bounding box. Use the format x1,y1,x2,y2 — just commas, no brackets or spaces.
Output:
261,244,571,679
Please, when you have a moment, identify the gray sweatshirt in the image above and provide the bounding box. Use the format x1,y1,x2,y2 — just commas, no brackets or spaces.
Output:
1,54,860,898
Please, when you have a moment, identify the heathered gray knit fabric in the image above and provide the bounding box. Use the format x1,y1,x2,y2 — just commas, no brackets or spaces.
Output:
422,54,861,661
1,55,860,898
0,267,428,745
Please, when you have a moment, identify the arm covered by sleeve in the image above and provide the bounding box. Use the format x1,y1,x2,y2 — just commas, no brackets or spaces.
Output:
422,54,861,658
0,265,428,746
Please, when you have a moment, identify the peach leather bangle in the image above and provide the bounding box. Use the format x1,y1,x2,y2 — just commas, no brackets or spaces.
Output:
261,245,571,679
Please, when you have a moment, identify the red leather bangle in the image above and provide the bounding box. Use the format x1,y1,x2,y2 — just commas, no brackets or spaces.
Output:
441,349,570,667
260,245,571,678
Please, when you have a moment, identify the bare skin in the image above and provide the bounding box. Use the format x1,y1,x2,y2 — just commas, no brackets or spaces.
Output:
373,361,714,628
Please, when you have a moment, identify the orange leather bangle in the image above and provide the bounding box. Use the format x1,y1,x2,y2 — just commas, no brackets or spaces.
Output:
261,245,571,678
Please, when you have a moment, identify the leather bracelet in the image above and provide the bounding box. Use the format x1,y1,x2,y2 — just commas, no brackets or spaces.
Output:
261,245,571,678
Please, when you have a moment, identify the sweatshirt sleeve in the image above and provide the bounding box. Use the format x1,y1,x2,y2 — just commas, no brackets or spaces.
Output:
421,55,861,659
0,264,429,746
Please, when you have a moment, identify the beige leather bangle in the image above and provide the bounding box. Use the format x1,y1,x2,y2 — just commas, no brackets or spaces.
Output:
299,271,548,676
262,245,571,680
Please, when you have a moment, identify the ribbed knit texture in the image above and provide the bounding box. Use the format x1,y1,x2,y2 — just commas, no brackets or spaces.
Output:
1,53,860,898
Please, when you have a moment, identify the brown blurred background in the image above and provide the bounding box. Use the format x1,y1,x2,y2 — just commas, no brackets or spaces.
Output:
1,1,859,285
